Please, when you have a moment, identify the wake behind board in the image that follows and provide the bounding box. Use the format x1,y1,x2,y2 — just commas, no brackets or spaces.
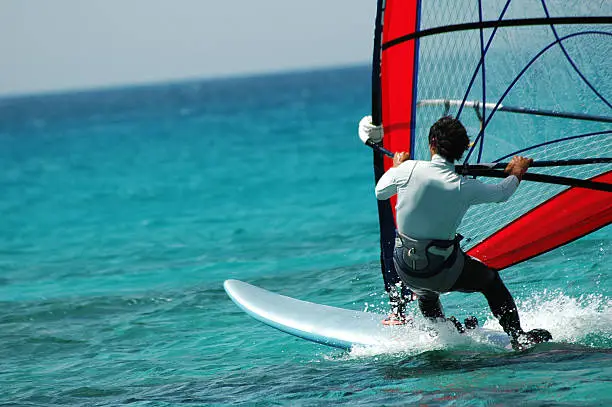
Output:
224,279,510,350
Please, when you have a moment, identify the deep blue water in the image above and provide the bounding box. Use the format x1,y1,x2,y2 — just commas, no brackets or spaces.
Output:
1,66,610,406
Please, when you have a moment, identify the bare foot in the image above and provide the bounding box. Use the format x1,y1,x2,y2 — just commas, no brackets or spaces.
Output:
382,313,412,326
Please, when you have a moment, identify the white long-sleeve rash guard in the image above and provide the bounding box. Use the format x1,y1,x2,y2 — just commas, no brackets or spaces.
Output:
375,154,519,240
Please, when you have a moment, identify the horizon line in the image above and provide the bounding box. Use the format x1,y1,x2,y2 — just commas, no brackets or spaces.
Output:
0,62,370,101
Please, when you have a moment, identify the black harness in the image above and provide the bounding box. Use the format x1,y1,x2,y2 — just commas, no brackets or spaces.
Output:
397,234,464,279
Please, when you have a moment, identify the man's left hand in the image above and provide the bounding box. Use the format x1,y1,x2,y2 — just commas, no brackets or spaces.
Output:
393,152,410,167
358,115,383,143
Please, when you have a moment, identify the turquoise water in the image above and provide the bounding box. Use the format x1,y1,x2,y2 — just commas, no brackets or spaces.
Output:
1,66,610,406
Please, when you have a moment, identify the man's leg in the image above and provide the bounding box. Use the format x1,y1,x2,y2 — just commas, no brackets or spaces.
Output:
392,246,468,332
417,291,445,320
382,281,416,325
382,254,416,323
451,255,523,337
451,255,552,348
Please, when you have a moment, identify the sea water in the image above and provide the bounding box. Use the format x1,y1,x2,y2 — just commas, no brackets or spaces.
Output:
1,66,610,406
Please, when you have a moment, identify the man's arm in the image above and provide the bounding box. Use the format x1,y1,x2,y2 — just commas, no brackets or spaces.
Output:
375,168,397,200
375,152,411,200
462,175,519,204
463,156,533,204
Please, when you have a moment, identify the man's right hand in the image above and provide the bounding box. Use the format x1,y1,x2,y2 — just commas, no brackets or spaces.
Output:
504,155,533,181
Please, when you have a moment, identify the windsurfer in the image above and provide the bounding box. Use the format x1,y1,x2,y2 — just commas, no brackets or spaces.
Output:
364,115,552,350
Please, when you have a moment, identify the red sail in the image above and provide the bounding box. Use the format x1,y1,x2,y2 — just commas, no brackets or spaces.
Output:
468,171,612,270
373,1,611,272
381,0,420,212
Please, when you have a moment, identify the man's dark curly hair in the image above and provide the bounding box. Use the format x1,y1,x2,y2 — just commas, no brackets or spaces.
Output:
428,116,470,162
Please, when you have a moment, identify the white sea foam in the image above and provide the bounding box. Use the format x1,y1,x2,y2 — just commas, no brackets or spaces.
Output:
347,290,612,358
347,315,496,358
511,290,612,344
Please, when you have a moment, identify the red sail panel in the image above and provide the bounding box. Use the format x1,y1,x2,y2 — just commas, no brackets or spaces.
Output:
467,171,612,270
381,0,420,212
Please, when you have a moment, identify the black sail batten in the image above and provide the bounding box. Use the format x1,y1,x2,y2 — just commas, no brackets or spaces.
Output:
382,16,612,50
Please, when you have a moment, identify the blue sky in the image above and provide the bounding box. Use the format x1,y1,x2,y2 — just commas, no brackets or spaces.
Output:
0,0,375,96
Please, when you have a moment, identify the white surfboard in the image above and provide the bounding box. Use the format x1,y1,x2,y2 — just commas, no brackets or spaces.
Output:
224,279,510,350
